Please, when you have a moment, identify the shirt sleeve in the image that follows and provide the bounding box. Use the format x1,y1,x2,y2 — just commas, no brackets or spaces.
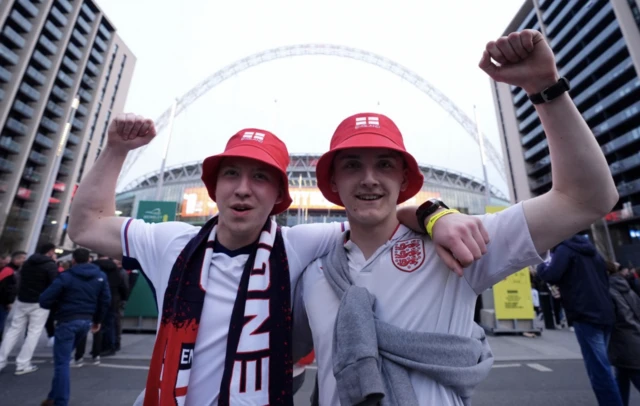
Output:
282,222,347,272
464,203,544,294
120,218,198,290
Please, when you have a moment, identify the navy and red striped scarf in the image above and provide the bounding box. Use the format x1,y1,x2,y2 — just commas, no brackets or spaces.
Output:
144,216,293,405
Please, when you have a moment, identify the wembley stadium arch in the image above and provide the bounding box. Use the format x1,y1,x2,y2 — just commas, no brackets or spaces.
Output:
116,44,506,188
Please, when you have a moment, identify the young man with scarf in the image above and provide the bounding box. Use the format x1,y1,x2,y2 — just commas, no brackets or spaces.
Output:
68,115,489,405
297,30,619,405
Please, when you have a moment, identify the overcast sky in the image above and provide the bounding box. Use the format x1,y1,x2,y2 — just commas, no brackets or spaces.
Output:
98,0,525,195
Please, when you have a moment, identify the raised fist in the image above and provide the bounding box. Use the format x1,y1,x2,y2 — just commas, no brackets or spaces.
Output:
479,29,560,95
107,113,156,152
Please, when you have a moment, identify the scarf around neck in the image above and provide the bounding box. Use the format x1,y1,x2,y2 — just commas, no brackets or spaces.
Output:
144,216,293,406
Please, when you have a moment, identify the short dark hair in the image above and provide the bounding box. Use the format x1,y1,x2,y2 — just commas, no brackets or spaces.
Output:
11,251,26,259
37,243,56,255
72,248,91,264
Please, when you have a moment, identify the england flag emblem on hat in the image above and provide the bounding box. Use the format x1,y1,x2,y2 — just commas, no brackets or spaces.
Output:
355,116,380,129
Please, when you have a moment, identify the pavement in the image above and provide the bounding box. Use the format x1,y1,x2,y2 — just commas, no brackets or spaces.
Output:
3,328,633,406
22,326,584,363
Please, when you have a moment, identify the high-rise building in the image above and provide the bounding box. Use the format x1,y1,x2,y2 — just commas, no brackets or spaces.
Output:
0,0,135,252
492,0,640,263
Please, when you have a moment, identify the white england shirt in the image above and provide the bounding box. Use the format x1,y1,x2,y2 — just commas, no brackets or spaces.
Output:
121,219,345,406
301,203,543,406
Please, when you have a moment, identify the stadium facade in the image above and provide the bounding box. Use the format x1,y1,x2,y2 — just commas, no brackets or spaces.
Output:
115,154,510,227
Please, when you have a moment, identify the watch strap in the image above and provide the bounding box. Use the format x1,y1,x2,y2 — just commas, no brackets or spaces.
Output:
528,77,570,104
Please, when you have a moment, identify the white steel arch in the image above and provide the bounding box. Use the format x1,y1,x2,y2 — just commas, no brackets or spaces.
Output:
118,44,505,186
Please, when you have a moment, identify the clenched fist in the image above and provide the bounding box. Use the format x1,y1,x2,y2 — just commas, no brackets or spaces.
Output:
107,113,156,152
479,29,560,95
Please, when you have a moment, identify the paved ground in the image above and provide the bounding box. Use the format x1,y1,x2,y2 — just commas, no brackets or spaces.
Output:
3,358,637,405
2,328,634,405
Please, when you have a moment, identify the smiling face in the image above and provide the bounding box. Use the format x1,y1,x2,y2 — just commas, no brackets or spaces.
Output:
331,148,407,228
214,157,283,248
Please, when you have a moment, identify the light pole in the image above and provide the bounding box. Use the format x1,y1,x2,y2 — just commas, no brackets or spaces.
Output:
473,105,491,209
28,96,80,254
155,99,178,201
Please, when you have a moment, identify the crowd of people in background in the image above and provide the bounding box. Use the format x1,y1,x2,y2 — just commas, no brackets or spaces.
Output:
530,235,640,406
0,243,135,374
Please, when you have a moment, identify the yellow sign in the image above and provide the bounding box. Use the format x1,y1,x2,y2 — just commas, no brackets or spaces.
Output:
486,204,535,320
493,268,535,320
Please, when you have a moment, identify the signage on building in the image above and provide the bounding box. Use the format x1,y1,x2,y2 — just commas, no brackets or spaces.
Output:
136,201,177,223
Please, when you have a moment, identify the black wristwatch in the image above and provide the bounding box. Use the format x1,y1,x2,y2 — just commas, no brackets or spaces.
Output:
528,77,570,104
416,199,449,228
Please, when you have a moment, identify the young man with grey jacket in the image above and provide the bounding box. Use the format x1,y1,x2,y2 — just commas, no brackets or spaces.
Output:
296,29,619,405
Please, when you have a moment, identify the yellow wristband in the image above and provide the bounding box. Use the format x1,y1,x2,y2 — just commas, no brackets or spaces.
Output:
426,209,460,239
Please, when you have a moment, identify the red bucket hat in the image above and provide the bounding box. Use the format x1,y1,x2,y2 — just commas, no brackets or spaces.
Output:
201,128,292,215
316,113,424,206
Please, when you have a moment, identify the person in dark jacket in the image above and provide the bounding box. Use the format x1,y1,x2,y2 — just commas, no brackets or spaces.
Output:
0,243,58,375
93,254,128,355
607,262,640,406
39,248,110,406
0,251,27,341
537,235,622,406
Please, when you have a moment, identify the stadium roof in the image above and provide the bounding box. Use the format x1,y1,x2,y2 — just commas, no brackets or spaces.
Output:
120,154,508,201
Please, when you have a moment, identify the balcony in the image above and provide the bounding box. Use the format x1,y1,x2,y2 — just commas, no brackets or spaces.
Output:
38,35,57,55
41,116,59,133
29,150,48,166
0,66,11,83
72,118,84,130
49,6,68,27
10,207,31,220
90,49,104,65
35,133,54,149
56,0,73,13
98,24,112,40
76,16,92,34
9,9,33,33
19,82,40,101
94,36,107,52
26,66,46,85
67,133,80,145
71,29,88,47
46,100,64,118
618,179,640,199
32,49,52,70
62,148,74,160
0,137,21,154
78,88,92,102
51,85,68,103
81,3,96,21
57,70,73,88
22,168,41,183
86,61,99,77
43,20,63,41
529,172,553,192
58,164,70,176
0,158,15,173
0,43,19,65
13,100,34,118
3,25,26,48
610,152,640,176
81,74,96,89
61,56,78,74
67,42,82,60
524,139,549,161
5,118,28,135
76,103,88,116
17,0,39,18
602,128,640,155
